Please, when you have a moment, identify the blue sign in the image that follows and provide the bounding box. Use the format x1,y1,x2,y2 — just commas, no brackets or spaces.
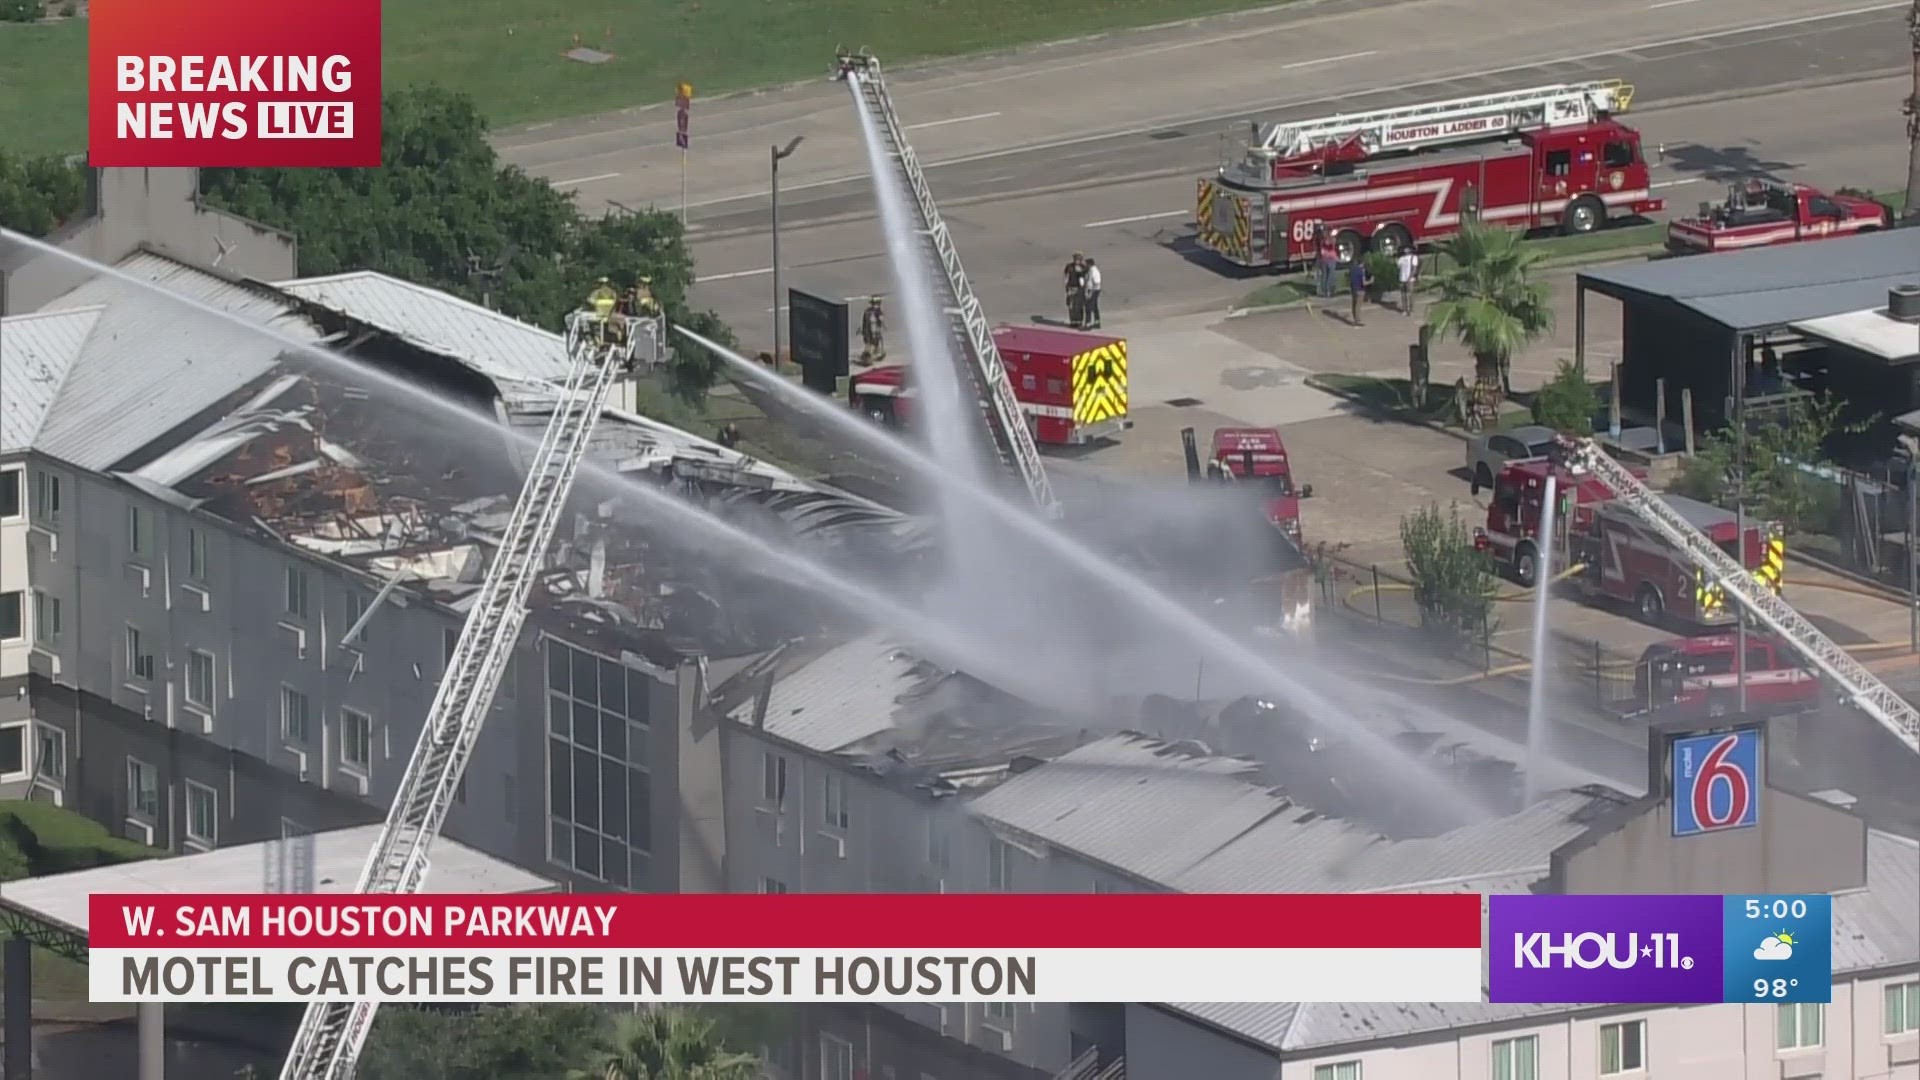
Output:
1671,728,1761,837
1721,895,1832,1003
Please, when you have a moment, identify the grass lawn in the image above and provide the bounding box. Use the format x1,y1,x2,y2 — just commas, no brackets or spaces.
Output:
1,0,1300,157
0,800,158,1005
1309,372,1530,430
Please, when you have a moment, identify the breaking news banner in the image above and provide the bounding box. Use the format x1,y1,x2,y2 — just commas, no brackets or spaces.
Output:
87,894,1485,1005
1487,893,1833,1005
87,0,383,168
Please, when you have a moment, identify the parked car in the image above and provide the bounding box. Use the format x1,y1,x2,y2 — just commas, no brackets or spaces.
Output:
1466,425,1558,494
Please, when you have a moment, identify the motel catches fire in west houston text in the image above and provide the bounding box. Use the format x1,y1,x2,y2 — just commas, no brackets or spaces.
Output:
113,54,358,140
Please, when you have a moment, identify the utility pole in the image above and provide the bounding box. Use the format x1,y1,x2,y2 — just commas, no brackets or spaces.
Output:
771,137,804,366
1905,1,1920,220
1733,338,1749,715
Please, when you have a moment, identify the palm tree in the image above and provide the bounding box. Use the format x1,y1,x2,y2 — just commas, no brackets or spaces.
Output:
568,1008,763,1080
1425,220,1556,411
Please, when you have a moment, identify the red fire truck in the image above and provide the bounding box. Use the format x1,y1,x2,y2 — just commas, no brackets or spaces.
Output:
1665,179,1890,255
1632,634,1822,718
849,324,1131,447
1195,81,1665,269
1473,458,1785,627
1202,427,1313,540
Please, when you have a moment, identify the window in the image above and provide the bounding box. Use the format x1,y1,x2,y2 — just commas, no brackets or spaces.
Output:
1600,1019,1645,1074
35,725,66,783
0,470,18,519
30,471,59,521
1544,149,1572,177
1888,980,1920,1035
545,639,651,886
185,650,216,708
32,591,59,644
443,626,459,666
284,566,309,619
988,837,1014,892
1602,141,1636,168
187,527,207,580
820,1034,855,1080
125,626,153,681
346,592,373,646
1492,1035,1538,1080
184,780,217,847
341,709,372,772
1810,196,1841,219
1312,1064,1360,1080
127,758,159,817
127,506,153,557
0,592,20,642
1778,1003,1822,1050
821,771,848,830
984,1001,1016,1022
761,753,787,807
281,687,311,744
759,878,789,894
0,726,25,777
926,819,949,869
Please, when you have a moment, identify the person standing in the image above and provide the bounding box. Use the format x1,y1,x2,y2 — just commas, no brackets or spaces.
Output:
1083,258,1103,329
1063,252,1088,328
1347,256,1371,327
1313,226,1337,298
1395,247,1420,316
859,296,887,365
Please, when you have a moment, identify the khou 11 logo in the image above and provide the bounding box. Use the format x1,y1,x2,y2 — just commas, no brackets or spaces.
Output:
1488,895,1726,1004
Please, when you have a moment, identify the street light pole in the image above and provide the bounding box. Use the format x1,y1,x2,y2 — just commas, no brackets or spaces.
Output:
771,137,804,367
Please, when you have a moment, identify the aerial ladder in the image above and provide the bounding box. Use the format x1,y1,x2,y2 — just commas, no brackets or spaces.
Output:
277,311,662,1080
1250,80,1635,165
1563,438,1920,755
833,50,1056,513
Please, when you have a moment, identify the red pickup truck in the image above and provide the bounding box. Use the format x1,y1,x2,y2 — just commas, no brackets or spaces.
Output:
1666,180,1888,255
1632,633,1822,718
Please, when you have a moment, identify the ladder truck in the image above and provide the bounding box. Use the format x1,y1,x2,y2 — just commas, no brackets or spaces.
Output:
1195,80,1664,270
833,50,1056,513
1563,438,1920,756
276,315,663,1080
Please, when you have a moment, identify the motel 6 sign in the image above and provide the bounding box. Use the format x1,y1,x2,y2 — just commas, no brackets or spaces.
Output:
1671,727,1761,838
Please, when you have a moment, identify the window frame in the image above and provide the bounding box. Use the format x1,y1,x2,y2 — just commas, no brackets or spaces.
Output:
185,649,216,709
31,590,58,645
125,624,153,681
1491,1034,1538,1080
126,757,160,818
127,505,153,558
284,565,309,619
186,527,208,580
34,724,66,784
761,752,787,808
1599,1018,1646,1075
184,779,218,847
987,836,1015,892
30,471,60,522
0,591,22,643
0,723,28,781
1311,1063,1360,1080
819,1033,855,1080
821,769,849,830
1887,980,1920,1036
280,686,311,744
1777,1002,1822,1051
0,468,20,521
340,708,373,772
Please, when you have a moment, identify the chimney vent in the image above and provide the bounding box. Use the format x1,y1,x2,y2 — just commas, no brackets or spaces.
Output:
1889,284,1920,321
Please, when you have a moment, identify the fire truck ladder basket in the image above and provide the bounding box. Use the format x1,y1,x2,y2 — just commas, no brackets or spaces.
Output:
278,329,631,1080
835,50,1055,512
1255,80,1633,161
1565,439,1920,755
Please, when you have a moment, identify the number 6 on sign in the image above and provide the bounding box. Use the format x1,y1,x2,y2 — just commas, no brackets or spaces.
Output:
1671,728,1761,837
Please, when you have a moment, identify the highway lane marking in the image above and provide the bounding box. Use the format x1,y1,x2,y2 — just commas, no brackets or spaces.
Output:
905,111,1002,131
552,172,620,187
675,3,1906,213
695,267,774,282
1649,0,1707,7
1083,210,1188,228
1281,50,1378,70
1653,178,1703,188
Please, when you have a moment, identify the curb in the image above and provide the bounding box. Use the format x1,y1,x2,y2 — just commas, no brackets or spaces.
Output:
1784,547,1914,607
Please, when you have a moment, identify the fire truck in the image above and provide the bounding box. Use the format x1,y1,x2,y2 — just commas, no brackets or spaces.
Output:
1665,179,1890,254
1185,427,1314,540
1195,81,1665,270
1474,458,1785,627
849,324,1131,447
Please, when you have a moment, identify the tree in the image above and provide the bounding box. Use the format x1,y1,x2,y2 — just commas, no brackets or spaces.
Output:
1424,221,1555,405
1529,359,1600,434
1400,502,1498,638
200,85,734,404
0,150,88,236
357,1003,608,1079
1670,392,1865,533
568,1008,761,1080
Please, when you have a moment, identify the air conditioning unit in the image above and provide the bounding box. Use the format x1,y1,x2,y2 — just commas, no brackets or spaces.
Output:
123,819,155,845
984,1026,1014,1053
813,831,847,860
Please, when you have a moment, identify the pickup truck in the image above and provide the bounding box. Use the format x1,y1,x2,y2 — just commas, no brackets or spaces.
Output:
1666,180,1888,255
1632,633,1822,718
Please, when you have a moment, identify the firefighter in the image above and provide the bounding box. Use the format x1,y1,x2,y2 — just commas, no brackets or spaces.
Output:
716,421,743,449
859,296,887,365
1063,253,1088,328
585,276,619,345
631,276,661,318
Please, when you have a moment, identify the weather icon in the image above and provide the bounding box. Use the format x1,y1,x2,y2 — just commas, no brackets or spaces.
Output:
1754,931,1797,961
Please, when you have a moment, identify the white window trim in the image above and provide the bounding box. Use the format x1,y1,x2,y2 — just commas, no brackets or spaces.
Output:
1888,980,1920,1037
186,527,208,581
1599,1019,1646,1076
0,722,30,783
340,709,372,774
127,757,159,819
762,752,787,808
127,505,153,559
280,685,310,745
1778,1002,1823,1052
184,779,218,848
1311,1062,1361,1080
33,723,66,784
821,770,849,831
185,649,216,709
1491,1035,1538,1080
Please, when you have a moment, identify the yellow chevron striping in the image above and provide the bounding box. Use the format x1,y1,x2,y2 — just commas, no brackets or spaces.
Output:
1072,340,1129,426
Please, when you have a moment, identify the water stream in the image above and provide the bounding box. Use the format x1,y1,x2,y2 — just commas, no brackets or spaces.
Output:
1525,473,1559,802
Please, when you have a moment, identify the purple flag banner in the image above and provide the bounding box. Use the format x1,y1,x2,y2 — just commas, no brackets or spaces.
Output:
1488,894,1725,1003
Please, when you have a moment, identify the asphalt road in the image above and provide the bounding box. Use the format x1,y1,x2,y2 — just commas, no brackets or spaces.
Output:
672,4,1909,345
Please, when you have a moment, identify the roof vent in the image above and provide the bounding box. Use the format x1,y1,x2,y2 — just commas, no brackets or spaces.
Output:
1889,284,1920,322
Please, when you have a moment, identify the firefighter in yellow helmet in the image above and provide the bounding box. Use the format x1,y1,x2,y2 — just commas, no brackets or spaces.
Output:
586,276,619,345
631,276,661,318
858,295,886,365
